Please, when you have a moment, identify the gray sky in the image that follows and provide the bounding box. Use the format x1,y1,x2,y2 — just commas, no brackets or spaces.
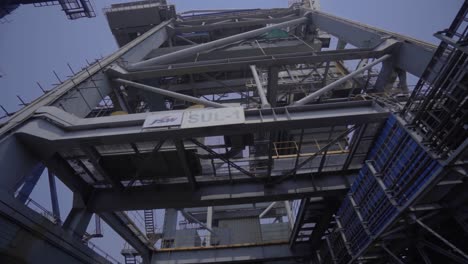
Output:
0,0,463,261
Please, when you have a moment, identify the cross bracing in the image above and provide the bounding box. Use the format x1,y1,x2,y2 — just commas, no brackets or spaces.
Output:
0,0,467,263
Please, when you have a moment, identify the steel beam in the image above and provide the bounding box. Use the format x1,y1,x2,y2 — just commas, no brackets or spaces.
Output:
0,190,109,263
152,242,312,263
82,146,124,190
99,212,152,262
259,202,278,219
63,207,92,238
307,10,435,77
294,54,391,105
190,138,258,180
274,125,359,184
174,140,198,189
48,171,61,222
420,240,468,264
0,20,172,136
410,214,468,260
16,163,45,203
175,16,300,33
44,153,92,197
17,101,388,150
144,39,316,64
250,65,271,108
114,78,227,108
267,66,280,107
381,244,405,264
0,136,41,193
117,48,387,78
180,210,215,234
131,16,308,68
88,171,353,212
308,199,339,247
289,198,310,247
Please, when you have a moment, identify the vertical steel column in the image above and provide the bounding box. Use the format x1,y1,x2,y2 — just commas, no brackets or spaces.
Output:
162,209,178,248
206,206,213,246
284,201,294,229
250,65,271,108
16,163,46,203
48,171,61,223
267,66,279,107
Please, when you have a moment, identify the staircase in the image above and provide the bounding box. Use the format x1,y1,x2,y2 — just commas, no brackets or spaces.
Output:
124,254,137,264
144,210,155,236
289,198,338,247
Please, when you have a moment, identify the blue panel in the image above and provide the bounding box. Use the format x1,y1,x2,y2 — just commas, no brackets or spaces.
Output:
16,163,46,203
326,114,442,257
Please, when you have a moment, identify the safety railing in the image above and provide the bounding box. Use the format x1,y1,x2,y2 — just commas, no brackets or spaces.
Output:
161,219,291,250
24,197,61,224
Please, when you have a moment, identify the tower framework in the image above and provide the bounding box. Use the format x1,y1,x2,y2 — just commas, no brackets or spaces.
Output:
0,0,467,263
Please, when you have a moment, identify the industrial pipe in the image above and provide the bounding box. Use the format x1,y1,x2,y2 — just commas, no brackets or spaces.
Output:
180,210,216,235
259,202,277,219
114,78,227,108
206,206,213,246
293,54,392,106
130,16,309,68
284,201,294,229
250,65,271,108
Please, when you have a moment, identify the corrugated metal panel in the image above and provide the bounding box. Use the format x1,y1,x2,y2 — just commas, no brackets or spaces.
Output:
218,217,261,244
174,229,201,248
261,223,290,242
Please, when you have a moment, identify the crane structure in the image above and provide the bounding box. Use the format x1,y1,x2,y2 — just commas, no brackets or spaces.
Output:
0,0,467,263
1,0,95,20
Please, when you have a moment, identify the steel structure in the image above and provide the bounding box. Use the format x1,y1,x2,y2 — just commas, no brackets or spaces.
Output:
0,0,95,20
0,0,467,263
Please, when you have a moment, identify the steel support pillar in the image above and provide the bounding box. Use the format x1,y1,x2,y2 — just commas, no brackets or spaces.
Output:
174,140,198,189
284,201,294,229
0,136,40,194
16,163,46,203
374,56,398,92
99,212,152,263
267,66,279,107
206,206,213,246
250,65,271,108
161,209,177,248
62,194,92,238
48,171,61,223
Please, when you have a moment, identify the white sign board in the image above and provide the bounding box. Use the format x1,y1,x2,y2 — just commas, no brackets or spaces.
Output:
143,112,183,128
181,107,245,129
